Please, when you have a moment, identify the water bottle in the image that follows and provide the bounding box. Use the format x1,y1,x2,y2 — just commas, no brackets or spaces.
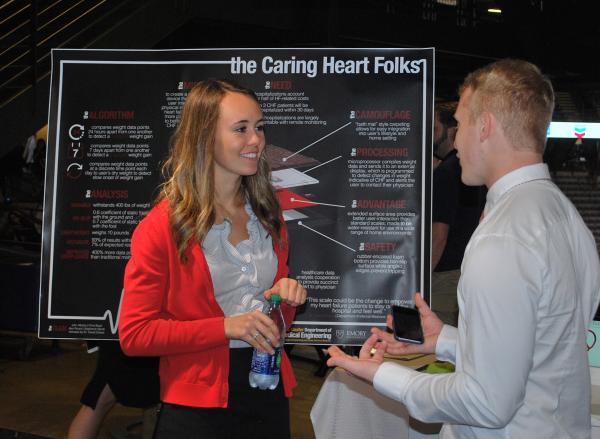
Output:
249,294,285,390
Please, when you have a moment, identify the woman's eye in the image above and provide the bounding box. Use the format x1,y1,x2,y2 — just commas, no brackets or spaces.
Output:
256,125,265,132
235,126,247,133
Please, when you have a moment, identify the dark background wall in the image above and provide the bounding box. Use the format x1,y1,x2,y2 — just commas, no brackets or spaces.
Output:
2,0,600,159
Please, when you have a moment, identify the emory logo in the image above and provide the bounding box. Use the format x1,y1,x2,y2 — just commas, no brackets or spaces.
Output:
574,127,586,139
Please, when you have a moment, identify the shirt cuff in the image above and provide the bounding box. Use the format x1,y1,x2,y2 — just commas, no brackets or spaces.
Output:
373,361,419,403
435,324,457,363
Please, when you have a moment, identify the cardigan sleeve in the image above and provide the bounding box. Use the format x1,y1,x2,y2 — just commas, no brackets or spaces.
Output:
119,209,228,357
274,220,297,329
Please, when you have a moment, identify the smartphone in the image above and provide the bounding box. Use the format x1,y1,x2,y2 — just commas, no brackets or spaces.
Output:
391,305,424,344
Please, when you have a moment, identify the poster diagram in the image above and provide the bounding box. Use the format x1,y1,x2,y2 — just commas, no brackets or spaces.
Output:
39,48,434,344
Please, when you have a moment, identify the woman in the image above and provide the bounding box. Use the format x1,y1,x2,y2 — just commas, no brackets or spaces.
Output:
119,79,307,438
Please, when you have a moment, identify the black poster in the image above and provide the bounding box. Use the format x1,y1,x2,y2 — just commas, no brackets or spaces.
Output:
39,48,433,344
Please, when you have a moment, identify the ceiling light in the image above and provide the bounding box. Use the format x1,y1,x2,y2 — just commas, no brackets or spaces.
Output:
487,7,502,14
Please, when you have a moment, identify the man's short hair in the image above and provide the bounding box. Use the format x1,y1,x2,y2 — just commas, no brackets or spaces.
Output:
460,59,554,153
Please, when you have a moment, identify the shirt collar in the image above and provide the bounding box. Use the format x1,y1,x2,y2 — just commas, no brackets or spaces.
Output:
243,198,258,223
484,163,551,216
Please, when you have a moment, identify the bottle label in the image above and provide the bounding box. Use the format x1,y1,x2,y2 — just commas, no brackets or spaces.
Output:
250,347,281,375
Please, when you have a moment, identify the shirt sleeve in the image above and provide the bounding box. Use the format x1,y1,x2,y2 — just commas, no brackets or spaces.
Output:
374,234,541,428
435,324,457,363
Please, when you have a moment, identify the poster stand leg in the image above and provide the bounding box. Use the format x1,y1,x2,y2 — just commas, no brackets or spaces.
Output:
286,345,332,377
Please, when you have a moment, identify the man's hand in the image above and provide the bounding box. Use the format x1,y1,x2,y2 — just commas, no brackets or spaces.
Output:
326,334,387,383
372,292,444,356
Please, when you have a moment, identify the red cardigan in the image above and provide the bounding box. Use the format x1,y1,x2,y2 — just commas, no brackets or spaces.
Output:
119,200,297,407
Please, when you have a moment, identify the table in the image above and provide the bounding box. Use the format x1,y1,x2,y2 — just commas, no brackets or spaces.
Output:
310,355,442,439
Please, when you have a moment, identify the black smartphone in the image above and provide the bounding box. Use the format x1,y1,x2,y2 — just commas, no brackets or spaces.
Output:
391,305,424,344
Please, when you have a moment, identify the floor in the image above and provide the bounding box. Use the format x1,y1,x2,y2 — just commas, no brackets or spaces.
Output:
0,335,325,439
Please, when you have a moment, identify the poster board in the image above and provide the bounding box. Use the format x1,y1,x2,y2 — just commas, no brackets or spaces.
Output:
39,48,434,344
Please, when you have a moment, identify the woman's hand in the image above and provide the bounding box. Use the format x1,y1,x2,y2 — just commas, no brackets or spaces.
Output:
264,278,307,307
371,292,443,356
326,334,387,384
224,310,280,354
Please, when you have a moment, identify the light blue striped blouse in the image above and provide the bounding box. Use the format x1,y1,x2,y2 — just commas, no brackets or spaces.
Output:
202,201,277,348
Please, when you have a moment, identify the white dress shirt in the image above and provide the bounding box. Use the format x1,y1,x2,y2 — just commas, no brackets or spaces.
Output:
374,163,600,438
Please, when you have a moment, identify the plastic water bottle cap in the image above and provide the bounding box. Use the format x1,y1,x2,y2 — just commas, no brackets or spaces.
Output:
270,294,281,304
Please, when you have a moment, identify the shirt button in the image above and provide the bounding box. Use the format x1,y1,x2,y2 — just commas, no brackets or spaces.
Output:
241,266,247,272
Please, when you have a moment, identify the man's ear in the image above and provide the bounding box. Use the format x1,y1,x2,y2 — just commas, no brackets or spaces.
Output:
479,111,492,142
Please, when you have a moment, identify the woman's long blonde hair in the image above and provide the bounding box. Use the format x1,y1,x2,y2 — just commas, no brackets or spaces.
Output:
158,79,282,261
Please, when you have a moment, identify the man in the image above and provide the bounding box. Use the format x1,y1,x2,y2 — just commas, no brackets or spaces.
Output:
431,102,486,325
432,103,457,169
328,59,600,438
